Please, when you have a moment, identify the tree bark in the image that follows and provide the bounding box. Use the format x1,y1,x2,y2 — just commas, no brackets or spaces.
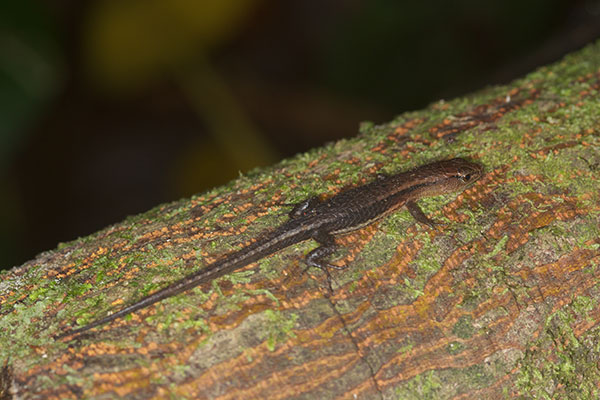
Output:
2,41,600,400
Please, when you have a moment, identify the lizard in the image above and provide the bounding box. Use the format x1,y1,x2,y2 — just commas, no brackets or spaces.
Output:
55,158,483,339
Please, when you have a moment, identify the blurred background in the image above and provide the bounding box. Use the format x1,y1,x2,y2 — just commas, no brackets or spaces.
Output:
1,0,600,270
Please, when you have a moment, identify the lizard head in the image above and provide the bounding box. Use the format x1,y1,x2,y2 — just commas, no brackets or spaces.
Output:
443,158,484,188
407,158,483,198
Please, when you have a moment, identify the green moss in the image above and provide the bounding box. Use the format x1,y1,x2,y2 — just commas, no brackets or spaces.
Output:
515,296,600,399
262,310,298,351
452,316,475,339
446,341,465,355
487,235,508,259
395,370,442,400
398,340,414,354
66,282,93,299
394,364,494,399
571,296,597,321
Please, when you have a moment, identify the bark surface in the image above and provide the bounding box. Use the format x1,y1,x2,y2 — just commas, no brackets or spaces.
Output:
2,41,600,399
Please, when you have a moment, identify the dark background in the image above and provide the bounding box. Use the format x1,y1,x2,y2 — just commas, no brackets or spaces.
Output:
2,0,600,270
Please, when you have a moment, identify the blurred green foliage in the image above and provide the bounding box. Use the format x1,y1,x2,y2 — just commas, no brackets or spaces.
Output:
0,1,61,268
319,0,568,108
0,1,61,168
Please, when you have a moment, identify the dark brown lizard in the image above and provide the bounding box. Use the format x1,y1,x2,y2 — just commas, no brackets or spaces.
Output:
56,158,483,339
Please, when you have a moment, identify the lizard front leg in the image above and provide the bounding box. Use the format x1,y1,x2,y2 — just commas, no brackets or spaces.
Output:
406,200,437,227
288,196,321,218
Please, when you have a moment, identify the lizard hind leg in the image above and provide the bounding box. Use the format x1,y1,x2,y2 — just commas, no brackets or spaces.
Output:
304,230,347,292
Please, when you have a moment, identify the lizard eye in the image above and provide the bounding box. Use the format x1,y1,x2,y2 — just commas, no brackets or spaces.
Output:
460,173,472,182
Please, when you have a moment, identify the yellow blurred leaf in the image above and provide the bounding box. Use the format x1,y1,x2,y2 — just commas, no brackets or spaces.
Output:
84,0,259,91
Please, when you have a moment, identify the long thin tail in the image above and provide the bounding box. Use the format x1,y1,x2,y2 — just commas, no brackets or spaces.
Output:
55,222,310,340
54,267,214,339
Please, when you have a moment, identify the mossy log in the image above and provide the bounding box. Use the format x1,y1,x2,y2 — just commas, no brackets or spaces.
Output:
2,41,600,400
